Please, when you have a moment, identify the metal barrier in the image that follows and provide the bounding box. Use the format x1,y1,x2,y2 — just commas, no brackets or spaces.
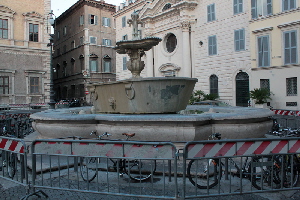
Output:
2,136,300,199
183,137,300,199
272,109,300,129
26,139,178,199
0,136,29,191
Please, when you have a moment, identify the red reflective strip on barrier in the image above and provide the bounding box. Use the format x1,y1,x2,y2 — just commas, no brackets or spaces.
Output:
194,143,216,158
215,142,235,157
254,141,271,154
96,143,105,146
35,142,42,145
289,140,300,153
114,144,123,147
63,142,72,145
235,141,254,156
271,140,288,154
48,142,56,144
0,139,8,149
79,143,88,145
19,146,24,154
8,140,18,151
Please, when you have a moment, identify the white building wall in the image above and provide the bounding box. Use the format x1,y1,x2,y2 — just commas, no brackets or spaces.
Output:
193,0,251,106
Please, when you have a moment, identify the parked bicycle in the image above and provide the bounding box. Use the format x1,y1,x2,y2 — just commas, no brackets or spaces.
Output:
186,133,295,190
79,131,156,182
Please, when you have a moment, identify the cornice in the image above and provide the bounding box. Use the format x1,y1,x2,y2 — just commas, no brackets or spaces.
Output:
252,27,273,33
113,0,146,17
278,20,300,28
252,64,300,71
250,7,300,23
0,5,16,15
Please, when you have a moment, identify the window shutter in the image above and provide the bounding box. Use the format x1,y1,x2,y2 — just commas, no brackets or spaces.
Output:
267,0,272,15
251,0,257,19
108,18,111,27
234,30,239,51
95,16,98,25
212,4,215,21
88,14,91,24
207,5,211,22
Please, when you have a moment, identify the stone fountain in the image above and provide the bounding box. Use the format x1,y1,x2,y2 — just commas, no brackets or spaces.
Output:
30,12,273,141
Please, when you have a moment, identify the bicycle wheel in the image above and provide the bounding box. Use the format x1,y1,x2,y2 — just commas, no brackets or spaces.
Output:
273,155,299,188
124,159,156,181
187,159,221,189
7,152,16,178
80,157,98,182
251,156,280,190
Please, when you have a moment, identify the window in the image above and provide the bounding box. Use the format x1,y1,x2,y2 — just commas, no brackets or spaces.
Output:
0,76,9,94
0,19,8,39
30,77,39,94
63,26,67,35
123,57,127,70
71,40,75,48
282,0,296,11
29,23,38,42
102,39,112,46
166,33,177,53
286,77,297,96
122,16,126,27
56,30,60,40
257,35,270,67
260,79,270,90
208,35,217,55
210,74,218,95
207,4,216,22
89,14,98,25
79,15,84,25
104,60,111,72
284,30,297,64
102,17,111,27
251,0,272,19
80,36,84,45
63,45,67,53
90,36,97,44
234,28,245,51
234,0,243,14
162,3,172,11
122,35,128,40
90,60,98,72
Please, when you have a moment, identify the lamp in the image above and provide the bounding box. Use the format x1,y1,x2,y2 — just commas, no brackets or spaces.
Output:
47,10,56,109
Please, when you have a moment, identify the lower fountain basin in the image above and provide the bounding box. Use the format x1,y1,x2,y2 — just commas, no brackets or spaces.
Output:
88,77,197,114
30,105,273,141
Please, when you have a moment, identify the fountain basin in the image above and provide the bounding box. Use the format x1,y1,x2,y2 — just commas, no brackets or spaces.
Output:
31,105,273,141
88,77,197,114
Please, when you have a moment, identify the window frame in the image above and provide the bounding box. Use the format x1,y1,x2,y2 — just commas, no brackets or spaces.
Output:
282,0,296,11
90,36,97,45
102,39,112,46
0,76,9,94
102,17,111,27
234,28,245,51
103,60,111,72
257,35,270,67
89,14,98,25
79,15,84,26
210,74,219,95
90,59,98,72
207,3,216,22
30,77,39,94
286,77,297,96
251,0,272,19
122,16,126,28
0,19,8,39
233,0,243,15
208,35,217,55
29,23,39,42
284,30,298,65
123,57,127,70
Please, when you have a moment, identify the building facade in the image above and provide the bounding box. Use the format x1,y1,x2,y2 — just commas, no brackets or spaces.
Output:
52,0,116,104
250,0,300,110
114,0,252,107
0,0,51,104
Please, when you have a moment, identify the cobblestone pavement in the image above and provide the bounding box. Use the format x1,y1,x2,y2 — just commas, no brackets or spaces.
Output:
1,177,300,200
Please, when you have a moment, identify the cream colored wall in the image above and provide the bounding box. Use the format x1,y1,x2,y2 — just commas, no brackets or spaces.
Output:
249,0,300,110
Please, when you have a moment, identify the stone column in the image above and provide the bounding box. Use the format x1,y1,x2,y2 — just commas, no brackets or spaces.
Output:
146,49,153,77
181,21,191,77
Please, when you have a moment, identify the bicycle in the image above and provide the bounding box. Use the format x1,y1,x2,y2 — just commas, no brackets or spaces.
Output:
79,131,156,182
186,133,287,190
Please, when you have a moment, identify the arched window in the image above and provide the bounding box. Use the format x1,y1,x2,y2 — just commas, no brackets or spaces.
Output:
162,3,172,11
103,55,111,72
210,74,218,95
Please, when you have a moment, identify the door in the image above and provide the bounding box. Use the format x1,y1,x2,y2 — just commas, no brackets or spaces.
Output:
236,72,249,107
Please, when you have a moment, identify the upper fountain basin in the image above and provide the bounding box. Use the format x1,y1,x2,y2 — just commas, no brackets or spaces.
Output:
114,37,162,54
